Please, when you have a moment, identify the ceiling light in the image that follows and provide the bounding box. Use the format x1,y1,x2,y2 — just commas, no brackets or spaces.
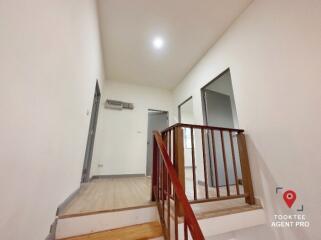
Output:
152,37,164,49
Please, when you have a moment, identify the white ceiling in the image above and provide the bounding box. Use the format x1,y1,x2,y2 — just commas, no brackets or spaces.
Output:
98,0,253,89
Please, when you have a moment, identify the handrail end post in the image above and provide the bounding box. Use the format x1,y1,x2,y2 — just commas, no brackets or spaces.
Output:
237,132,255,205
174,126,185,216
151,136,158,202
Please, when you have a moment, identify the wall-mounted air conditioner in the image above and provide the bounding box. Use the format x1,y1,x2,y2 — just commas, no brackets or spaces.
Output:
104,99,134,110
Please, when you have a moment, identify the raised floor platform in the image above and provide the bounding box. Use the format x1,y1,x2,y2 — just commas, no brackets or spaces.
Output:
59,176,251,218
56,176,264,239
60,221,163,240
59,176,154,218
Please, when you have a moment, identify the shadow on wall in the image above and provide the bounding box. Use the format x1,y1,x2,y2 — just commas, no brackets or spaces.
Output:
246,136,310,240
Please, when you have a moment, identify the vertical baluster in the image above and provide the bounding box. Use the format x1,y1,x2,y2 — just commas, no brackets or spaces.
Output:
166,131,168,151
157,152,160,201
172,129,175,165
167,173,171,240
201,128,209,199
169,130,173,197
161,161,164,220
151,136,159,201
158,153,161,204
184,218,188,240
191,127,197,200
229,131,240,195
169,130,172,160
210,129,220,198
220,130,230,196
162,162,167,221
162,134,167,218
174,189,178,240
158,152,162,201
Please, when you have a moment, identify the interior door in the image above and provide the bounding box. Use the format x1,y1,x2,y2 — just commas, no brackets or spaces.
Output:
146,111,169,176
81,82,101,183
203,90,234,128
203,90,236,186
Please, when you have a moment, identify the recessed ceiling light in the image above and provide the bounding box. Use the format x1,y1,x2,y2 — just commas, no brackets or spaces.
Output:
152,37,164,49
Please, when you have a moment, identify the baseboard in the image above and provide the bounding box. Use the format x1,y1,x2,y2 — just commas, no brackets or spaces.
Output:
56,186,81,216
45,231,55,240
254,197,262,207
91,174,146,179
45,218,58,240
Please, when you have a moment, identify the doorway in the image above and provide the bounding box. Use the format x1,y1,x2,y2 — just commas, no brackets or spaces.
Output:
81,81,101,183
201,69,240,187
177,97,194,170
178,97,193,124
201,69,238,128
146,110,169,176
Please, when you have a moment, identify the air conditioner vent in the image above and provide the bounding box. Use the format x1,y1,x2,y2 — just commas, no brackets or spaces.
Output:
104,99,134,110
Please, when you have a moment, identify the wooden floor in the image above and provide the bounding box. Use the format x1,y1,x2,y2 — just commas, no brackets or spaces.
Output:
61,221,163,240
59,175,249,218
59,177,154,217
191,198,261,220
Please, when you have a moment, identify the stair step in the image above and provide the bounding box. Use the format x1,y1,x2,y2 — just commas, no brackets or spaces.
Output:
57,221,163,240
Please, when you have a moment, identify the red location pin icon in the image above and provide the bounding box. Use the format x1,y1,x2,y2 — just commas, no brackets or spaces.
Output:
283,190,296,208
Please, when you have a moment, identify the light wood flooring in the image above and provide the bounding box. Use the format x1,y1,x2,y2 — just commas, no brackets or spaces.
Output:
60,221,163,240
191,198,261,220
59,177,154,217
59,175,252,218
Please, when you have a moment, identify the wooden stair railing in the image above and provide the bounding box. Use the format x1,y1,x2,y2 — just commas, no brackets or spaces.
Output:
152,131,205,240
161,123,255,205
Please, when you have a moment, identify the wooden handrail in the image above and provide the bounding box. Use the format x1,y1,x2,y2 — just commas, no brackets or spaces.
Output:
161,123,244,134
152,131,205,240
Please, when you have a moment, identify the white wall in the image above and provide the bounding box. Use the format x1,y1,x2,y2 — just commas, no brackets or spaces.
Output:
179,99,195,167
0,0,105,239
91,81,173,176
207,225,275,240
180,98,194,124
173,0,321,239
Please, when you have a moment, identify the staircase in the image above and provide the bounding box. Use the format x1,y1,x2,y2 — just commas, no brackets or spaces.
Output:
59,222,163,240
52,123,264,240
55,205,160,239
